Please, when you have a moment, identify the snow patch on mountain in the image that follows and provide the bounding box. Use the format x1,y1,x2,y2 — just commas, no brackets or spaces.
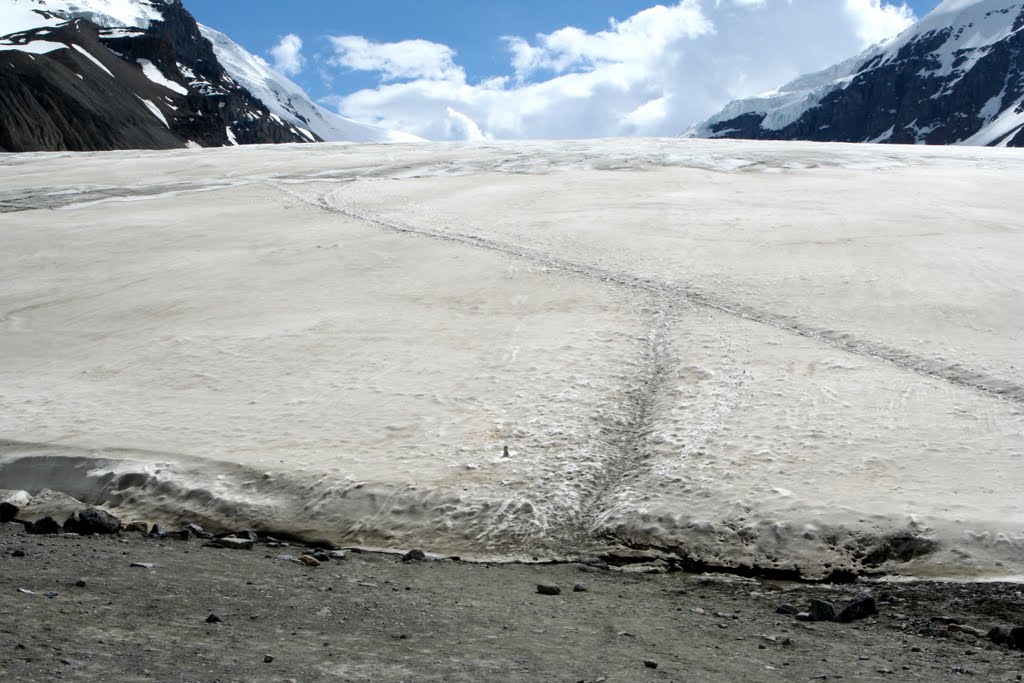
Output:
689,0,1024,146
198,26,422,144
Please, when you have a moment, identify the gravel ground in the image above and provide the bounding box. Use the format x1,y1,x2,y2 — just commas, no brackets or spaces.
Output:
1,523,1021,682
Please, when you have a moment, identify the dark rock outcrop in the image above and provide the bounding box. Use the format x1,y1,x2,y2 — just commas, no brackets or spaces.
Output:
0,0,320,152
693,1,1024,147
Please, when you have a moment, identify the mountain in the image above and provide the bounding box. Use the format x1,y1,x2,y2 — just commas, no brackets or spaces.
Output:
0,0,416,152
199,26,421,144
689,0,1024,147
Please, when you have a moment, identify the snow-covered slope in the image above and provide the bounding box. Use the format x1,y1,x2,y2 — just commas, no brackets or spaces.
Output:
689,0,1024,147
1,0,419,146
199,26,421,144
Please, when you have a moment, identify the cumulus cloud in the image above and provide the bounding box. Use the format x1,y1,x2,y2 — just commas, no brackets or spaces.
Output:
270,34,305,77
322,0,916,141
327,36,464,81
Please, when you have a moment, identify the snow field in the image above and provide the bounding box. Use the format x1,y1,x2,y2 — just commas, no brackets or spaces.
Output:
0,138,1021,578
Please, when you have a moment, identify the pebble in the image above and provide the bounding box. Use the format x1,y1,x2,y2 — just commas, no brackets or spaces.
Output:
75,579,86,588
130,562,155,569
124,521,149,533
263,654,274,663
573,583,589,592
776,604,798,615
17,588,34,595
205,613,222,623
43,591,58,598
12,549,25,557
328,550,348,560
643,660,658,669
210,537,254,550
312,550,331,562
537,582,561,596
299,555,321,567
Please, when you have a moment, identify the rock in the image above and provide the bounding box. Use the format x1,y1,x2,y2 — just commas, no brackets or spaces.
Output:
328,550,348,560
930,616,961,625
776,603,798,615
402,549,427,562
24,516,61,535
205,613,222,624
234,530,259,542
949,624,987,639
573,583,589,592
124,521,149,533
808,599,836,622
643,660,658,669
312,550,331,563
74,579,86,588
16,489,83,525
274,555,295,562
12,549,25,557
149,524,166,537
837,593,877,623
183,523,213,539
18,588,34,595
795,612,813,622
43,591,58,598
1010,626,1024,650
537,582,561,596
299,555,321,567
210,537,254,550
130,562,155,569
77,507,122,535
0,489,32,508
987,626,1009,645
263,654,273,663
0,502,20,523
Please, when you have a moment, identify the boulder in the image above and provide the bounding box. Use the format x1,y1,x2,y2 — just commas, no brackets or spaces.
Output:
808,600,836,622
77,507,122,535
16,489,83,525
537,582,561,596
1010,626,1024,650
24,516,61,534
0,489,33,507
837,593,877,623
0,502,19,524
402,549,427,563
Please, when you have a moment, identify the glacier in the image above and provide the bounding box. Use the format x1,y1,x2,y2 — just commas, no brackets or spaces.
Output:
1,138,1021,580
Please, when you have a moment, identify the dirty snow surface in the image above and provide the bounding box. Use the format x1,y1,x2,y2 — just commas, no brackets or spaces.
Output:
1,138,1021,580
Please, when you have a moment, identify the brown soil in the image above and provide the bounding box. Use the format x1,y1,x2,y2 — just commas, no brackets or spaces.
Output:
1,523,1021,682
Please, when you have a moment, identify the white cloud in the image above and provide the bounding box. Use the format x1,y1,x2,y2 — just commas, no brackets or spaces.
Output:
843,0,916,46
270,34,305,77
323,0,917,141
327,36,464,82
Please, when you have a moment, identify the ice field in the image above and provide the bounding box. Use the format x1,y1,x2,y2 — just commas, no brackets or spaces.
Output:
1,138,1021,579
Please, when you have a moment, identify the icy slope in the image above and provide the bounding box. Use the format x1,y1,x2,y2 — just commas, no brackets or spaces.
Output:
199,26,422,144
1,139,1021,579
690,0,1024,146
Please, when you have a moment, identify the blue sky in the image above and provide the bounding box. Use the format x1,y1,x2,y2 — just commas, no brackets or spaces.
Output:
184,1,944,139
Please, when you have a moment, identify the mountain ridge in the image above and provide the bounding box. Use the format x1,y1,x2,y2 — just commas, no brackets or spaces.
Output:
689,0,1024,147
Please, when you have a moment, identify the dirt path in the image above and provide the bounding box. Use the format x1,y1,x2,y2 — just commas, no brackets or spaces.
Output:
1,524,1021,682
